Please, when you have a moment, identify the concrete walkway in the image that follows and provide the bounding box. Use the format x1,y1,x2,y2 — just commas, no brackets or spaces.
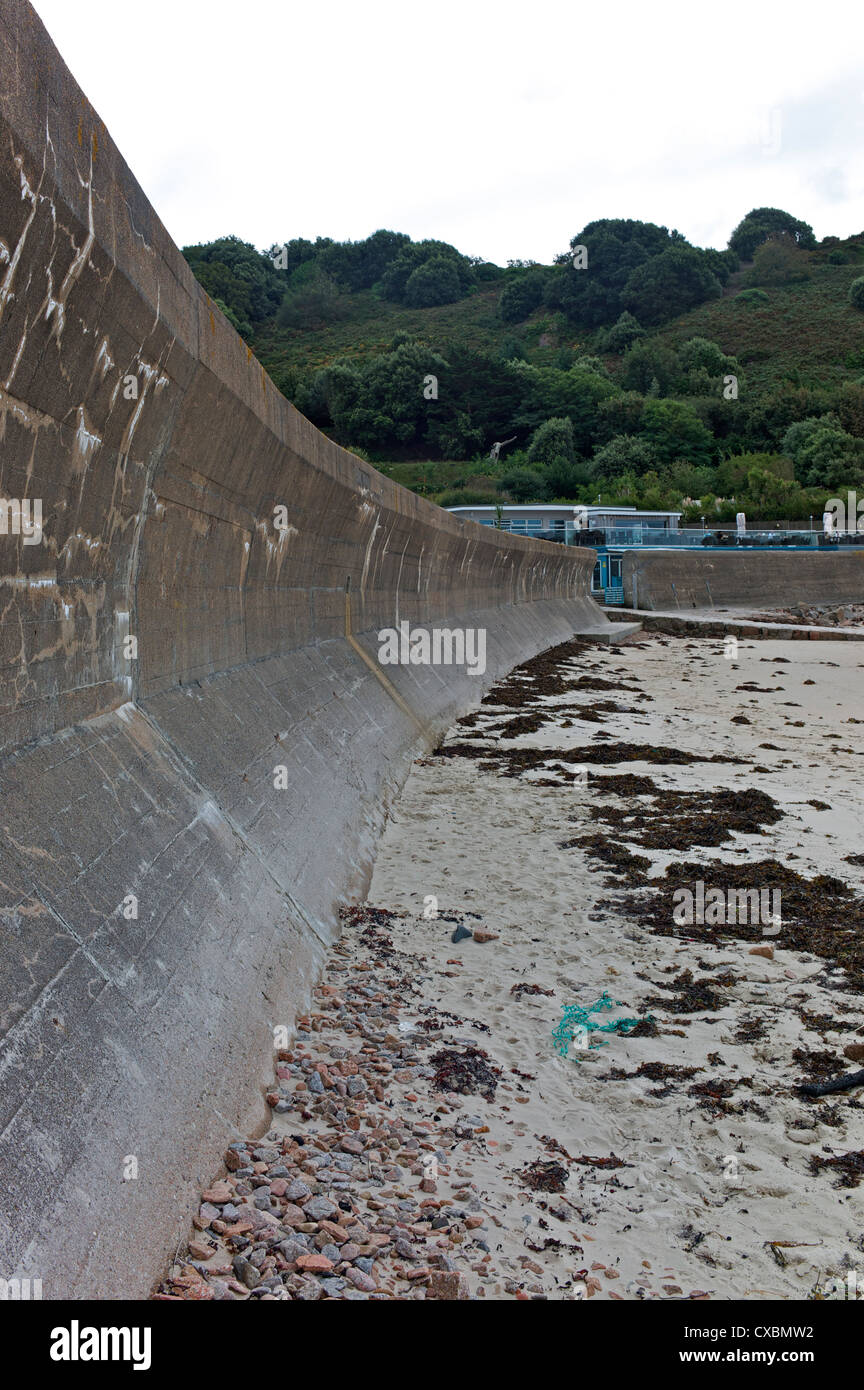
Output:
606,607,864,641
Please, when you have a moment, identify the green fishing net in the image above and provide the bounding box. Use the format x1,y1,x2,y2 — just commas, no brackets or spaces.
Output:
552,991,650,1060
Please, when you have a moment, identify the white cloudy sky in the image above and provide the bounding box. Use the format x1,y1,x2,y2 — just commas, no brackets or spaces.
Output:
33,0,864,264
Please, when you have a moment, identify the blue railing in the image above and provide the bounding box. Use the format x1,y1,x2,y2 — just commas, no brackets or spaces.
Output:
479,519,855,549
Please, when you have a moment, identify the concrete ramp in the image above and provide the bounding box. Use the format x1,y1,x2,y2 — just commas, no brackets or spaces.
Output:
0,0,616,1296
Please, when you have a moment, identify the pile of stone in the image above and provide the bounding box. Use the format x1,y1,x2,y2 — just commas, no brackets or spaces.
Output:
752,603,864,628
156,927,492,1301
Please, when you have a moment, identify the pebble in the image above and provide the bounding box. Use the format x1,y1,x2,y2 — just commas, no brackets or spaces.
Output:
295,1253,335,1273
160,892,675,1303
303,1196,337,1221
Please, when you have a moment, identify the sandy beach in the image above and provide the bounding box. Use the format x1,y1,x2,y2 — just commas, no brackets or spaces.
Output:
158,629,864,1301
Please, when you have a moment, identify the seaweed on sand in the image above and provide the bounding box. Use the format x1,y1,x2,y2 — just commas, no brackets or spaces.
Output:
431,1046,500,1100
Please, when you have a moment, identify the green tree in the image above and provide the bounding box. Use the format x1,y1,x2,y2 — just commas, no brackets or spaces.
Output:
621,340,679,395
497,467,551,502
184,235,284,324
728,208,816,260
598,311,645,353
500,336,528,362
544,458,593,497
573,355,610,378
640,399,715,466
662,459,716,498
676,337,743,396
404,257,463,307
716,452,792,494
213,297,252,339
677,337,734,376
622,246,721,325
555,218,684,326
781,414,864,487
745,237,810,287
592,434,655,478
425,347,526,456
499,270,546,323
849,277,864,310
317,339,449,453
516,364,617,452
317,229,411,290
596,392,646,441
745,467,798,513
527,417,575,467
380,240,474,302
832,381,864,438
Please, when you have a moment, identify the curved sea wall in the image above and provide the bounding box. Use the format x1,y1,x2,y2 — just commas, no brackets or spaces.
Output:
622,548,864,611
0,1,607,1296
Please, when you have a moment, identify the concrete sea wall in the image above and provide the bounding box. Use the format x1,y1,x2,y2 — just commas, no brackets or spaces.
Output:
0,1,609,1296
622,549,864,611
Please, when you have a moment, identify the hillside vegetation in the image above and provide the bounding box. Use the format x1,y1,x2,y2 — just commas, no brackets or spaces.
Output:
183,210,864,524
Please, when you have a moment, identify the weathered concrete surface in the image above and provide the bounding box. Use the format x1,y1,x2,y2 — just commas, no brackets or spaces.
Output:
622,548,864,611
607,608,864,641
0,1,612,1297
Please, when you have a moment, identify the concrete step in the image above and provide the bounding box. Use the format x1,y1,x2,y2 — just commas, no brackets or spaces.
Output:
578,621,642,643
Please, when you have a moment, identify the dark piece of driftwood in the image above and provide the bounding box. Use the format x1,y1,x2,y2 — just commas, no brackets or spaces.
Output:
799,1068,864,1098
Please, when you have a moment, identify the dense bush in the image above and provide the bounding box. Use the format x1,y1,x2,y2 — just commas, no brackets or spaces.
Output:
598,311,645,353
380,240,474,303
496,467,551,501
849,277,864,310
745,237,811,287
555,219,689,327
184,236,284,324
404,257,463,307
592,434,655,477
676,337,743,396
782,414,864,486
596,392,646,440
277,267,344,329
639,399,716,466
621,340,679,395
515,365,617,455
716,452,793,493
622,246,722,325
527,417,575,467
213,297,252,339
499,270,547,323
729,208,816,260
435,489,492,506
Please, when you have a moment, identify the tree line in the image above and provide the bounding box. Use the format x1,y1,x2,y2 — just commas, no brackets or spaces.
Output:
182,208,864,523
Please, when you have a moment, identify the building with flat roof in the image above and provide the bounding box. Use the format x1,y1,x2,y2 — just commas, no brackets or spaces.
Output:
447,504,682,604
447,504,682,535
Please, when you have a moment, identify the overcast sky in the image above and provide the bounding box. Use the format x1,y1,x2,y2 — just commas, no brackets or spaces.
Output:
33,0,864,265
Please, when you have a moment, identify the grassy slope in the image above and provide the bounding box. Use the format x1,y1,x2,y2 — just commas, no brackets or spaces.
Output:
252,243,864,389
647,252,864,393
247,241,864,505
251,286,584,380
